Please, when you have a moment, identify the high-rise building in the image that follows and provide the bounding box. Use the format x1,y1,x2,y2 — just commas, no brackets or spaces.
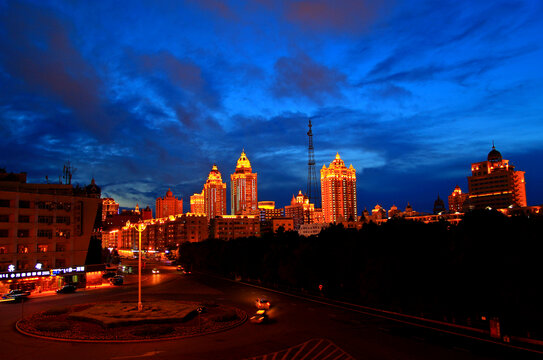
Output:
190,191,205,214
320,153,357,223
448,185,469,212
101,198,119,221
204,164,227,220
467,145,527,209
231,151,258,215
155,189,183,219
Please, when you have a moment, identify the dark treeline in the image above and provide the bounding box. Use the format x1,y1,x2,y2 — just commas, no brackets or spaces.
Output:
179,210,543,337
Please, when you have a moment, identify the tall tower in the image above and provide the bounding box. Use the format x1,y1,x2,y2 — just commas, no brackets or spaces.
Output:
230,150,258,215
203,164,227,220
320,153,357,223
307,119,318,207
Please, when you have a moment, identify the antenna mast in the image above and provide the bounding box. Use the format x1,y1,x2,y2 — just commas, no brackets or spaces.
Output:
307,119,318,207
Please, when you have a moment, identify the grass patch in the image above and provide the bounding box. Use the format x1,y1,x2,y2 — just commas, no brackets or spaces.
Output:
35,321,70,332
210,309,239,322
131,325,174,337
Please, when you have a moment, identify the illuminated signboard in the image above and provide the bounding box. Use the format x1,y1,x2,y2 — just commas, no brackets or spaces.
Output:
0,270,51,279
51,266,86,276
0,266,86,279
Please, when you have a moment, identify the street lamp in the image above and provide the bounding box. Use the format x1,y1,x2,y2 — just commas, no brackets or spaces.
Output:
129,220,147,311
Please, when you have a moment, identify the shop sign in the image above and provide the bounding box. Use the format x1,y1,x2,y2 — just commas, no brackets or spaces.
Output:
51,266,85,276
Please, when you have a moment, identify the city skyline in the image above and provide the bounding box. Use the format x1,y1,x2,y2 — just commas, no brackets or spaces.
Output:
1,1,542,213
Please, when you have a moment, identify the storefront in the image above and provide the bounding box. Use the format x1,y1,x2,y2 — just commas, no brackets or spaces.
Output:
0,265,105,294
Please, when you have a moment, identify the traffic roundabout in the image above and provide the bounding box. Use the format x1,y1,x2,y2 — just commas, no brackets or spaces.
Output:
16,300,247,342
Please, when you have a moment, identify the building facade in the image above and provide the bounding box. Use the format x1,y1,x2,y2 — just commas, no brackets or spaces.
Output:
320,153,357,223
231,151,258,215
257,201,284,222
117,213,208,256
211,215,260,240
467,145,527,209
448,185,469,212
155,189,183,219
204,164,227,220
101,198,119,221
284,190,315,229
190,191,205,214
0,171,101,293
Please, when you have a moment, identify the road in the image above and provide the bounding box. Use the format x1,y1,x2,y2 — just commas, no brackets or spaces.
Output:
1,263,539,360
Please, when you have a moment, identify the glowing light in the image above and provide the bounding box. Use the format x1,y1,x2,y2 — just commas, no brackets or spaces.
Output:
35,263,42,270
8,264,15,272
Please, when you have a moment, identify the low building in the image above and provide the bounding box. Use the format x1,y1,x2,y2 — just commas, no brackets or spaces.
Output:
0,171,101,293
298,223,328,237
118,213,208,257
211,215,260,240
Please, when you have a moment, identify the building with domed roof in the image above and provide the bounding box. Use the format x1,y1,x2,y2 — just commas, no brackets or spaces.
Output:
467,144,527,209
204,164,227,220
448,185,469,212
155,188,183,219
230,151,257,215
320,153,357,223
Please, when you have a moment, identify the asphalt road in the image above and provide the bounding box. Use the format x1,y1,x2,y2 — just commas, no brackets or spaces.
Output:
1,263,539,360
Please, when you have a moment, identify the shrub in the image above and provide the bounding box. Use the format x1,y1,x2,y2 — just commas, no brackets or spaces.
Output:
210,309,238,322
35,321,70,332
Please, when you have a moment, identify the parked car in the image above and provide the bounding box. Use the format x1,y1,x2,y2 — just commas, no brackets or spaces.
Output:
250,309,268,324
56,284,77,294
255,297,271,310
102,272,117,279
109,275,124,285
7,289,31,297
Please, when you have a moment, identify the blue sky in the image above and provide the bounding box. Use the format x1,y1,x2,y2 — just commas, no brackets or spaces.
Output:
1,0,542,213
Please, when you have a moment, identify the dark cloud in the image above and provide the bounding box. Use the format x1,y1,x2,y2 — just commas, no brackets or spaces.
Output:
283,0,389,33
0,2,118,140
271,53,346,104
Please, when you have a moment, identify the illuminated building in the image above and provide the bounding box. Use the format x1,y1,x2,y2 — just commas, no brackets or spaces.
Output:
211,215,260,240
388,204,400,218
190,191,205,214
448,185,469,212
298,223,328,237
0,171,100,293
371,204,386,220
102,198,119,221
467,145,527,209
156,188,183,219
320,153,357,223
204,164,227,220
230,151,258,215
284,190,315,229
313,208,325,223
141,205,153,220
119,213,208,255
258,201,284,222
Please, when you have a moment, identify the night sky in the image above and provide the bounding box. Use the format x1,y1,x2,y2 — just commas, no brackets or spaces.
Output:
1,0,542,214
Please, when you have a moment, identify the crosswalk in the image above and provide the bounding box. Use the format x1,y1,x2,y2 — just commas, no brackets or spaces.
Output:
245,338,355,360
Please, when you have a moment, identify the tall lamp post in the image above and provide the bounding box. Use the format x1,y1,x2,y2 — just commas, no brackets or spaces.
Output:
133,221,147,311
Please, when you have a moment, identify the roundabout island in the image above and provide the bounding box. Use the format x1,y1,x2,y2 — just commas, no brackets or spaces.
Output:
16,300,247,342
